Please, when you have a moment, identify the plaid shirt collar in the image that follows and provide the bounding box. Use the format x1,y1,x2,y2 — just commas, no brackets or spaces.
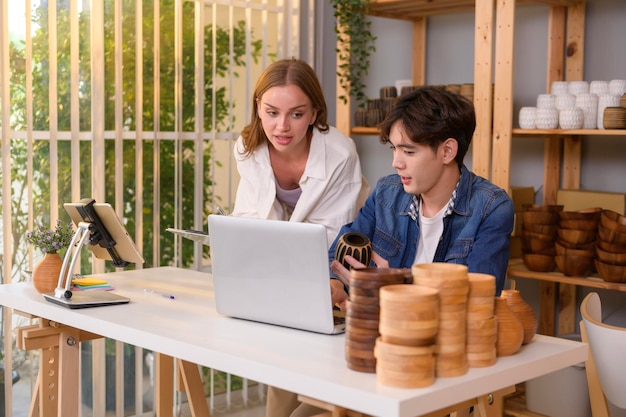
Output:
407,174,460,222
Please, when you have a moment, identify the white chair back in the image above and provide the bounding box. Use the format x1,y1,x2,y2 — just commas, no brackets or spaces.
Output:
580,292,626,411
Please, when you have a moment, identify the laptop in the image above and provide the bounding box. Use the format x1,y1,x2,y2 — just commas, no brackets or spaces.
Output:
208,214,345,335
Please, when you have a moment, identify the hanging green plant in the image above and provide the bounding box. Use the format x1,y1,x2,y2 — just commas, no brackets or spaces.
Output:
330,0,377,109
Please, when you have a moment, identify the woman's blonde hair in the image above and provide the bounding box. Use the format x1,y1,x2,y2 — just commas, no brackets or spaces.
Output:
239,58,329,155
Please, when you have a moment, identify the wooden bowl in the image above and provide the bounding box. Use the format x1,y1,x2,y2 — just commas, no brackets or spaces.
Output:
558,219,600,231
598,224,626,246
557,227,597,245
522,210,559,225
521,232,556,253
522,253,556,272
595,259,626,283
554,241,595,258
555,239,596,251
600,210,626,234
523,223,558,236
554,254,594,277
558,207,602,221
595,246,626,266
522,204,564,213
596,238,626,254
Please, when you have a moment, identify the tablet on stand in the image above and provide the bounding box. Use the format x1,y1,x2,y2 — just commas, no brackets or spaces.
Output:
43,198,144,309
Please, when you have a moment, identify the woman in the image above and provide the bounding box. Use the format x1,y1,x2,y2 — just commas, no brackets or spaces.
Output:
231,58,369,246
231,58,369,417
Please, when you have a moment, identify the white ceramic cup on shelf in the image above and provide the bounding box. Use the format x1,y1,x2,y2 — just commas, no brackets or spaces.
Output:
609,79,626,96
559,108,584,129
536,94,556,109
555,94,576,110
575,93,599,129
519,107,537,129
568,81,589,95
589,80,609,96
535,107,559,129
550,81,569,96
597,94,621,129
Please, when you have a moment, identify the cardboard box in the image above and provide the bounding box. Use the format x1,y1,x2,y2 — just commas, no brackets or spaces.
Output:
509,186,536,212
557,189,626,214
509,187,535,236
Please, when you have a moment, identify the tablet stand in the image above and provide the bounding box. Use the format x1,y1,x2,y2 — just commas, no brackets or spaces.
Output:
44,198,139,308
53,221,92,299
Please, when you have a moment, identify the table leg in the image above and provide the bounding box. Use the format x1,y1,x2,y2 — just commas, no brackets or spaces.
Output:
155,353,174,417
57,327,81,416
17,318,102,417
154,355,211,417
178,360,211,417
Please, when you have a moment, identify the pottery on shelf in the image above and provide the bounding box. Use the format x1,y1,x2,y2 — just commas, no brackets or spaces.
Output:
494,296,524,356
335,232,372,269
31,252,64,293
500,284,537,345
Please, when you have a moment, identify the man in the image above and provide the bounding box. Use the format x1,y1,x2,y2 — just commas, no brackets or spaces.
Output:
330,86,514,309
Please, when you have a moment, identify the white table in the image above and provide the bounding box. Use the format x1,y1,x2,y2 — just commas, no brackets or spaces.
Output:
0,267,588,417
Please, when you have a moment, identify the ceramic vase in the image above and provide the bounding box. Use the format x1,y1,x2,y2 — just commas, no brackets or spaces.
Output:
494,297,524,356
500,289,537,344
31,252,64,293
559,108,584,129
335,232,372,269
519,107,537,129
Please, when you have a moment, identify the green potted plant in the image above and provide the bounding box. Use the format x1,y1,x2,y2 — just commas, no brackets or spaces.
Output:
330,0,377,109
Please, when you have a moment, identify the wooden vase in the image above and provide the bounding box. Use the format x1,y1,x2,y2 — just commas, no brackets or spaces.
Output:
494,297,524,356
501,289,537,345
335,232,372,269
31,252,64,293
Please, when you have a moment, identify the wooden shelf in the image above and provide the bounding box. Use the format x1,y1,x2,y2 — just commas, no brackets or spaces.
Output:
351,127,380,136
512,128,626,136
508,258,626,292
365,0,583,20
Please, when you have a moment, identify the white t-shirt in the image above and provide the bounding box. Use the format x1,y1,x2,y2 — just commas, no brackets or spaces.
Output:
414,200,447,265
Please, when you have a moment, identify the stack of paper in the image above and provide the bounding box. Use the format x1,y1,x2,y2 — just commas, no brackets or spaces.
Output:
71,277,113,291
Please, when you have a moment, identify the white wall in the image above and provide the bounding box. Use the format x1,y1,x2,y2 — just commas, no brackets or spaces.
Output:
318,0,626,329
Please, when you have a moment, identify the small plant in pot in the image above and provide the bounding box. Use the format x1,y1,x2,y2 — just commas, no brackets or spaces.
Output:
330,0,377,109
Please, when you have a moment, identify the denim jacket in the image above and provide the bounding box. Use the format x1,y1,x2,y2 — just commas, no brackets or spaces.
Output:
329,165,514,294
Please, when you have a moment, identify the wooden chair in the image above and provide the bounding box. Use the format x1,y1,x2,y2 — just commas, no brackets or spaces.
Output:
580,292,626,417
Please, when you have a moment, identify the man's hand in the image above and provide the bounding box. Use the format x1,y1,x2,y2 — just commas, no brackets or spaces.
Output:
330,279,348,311
330,251,391,287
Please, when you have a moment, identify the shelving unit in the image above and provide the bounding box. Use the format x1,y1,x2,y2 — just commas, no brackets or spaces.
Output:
337,2,625,415
335,0,497,179
492,0,625,341
336,0,592,182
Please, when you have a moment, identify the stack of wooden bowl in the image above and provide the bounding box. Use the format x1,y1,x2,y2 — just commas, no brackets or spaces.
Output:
520,205,562,272
345,268,409,373
465,273,497,367
554,207,601,277
412,263,469,378
374,284,439,388
595,210,626,282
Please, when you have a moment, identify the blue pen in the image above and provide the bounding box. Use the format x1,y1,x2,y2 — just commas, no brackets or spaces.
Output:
144,289,175,299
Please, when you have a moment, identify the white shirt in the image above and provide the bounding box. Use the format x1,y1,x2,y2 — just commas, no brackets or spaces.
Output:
231,126,370,246
414,200,447,265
